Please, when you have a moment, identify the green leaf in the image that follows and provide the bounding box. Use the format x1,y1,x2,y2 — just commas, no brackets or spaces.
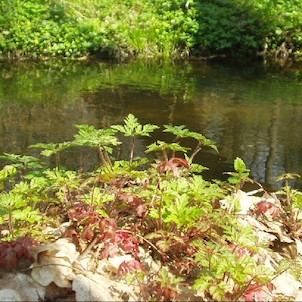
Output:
73,124,120,149
292,190,302,209
189,131,218,152
0,165,18,181
228,176,241,184
30,142,75,157
0,153,43,169
163,124,191,137
0,193,24,211
111,114,159,137
13,207,42,223
234,157,248,173
145,141,190,153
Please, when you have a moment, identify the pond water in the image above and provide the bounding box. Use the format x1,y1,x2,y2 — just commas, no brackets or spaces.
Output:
1,58,302,191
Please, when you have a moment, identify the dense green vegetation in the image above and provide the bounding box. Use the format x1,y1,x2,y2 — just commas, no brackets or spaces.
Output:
0,114,302,300
1,0,302,59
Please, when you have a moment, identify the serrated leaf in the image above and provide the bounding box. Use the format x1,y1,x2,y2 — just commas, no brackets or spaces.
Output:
145,141,189,153
234,157,248,173
73,124,120,148
112,114,159,137
163,124,191,137
228,176,241,184
292,190,302,209
41,149,55,157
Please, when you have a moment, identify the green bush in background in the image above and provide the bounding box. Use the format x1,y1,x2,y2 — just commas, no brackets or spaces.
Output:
1,0,302,59
0,0,102,58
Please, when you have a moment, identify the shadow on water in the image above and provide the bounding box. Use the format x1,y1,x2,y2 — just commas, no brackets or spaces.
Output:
1,58,302,191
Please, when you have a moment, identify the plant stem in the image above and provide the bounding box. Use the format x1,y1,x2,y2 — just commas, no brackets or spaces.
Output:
130,137,135,164
190,142,202,162
8,207,13,237
159,196,163,230
104,149,113,170
78,148,93,173
163,150,168,161
55,153,60,168
99,146,111,171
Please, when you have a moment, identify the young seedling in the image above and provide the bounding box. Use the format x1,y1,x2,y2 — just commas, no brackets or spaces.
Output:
224,157,253,192
276,173,302,236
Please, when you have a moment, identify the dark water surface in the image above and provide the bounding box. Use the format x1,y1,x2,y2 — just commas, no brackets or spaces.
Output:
1,58,302,191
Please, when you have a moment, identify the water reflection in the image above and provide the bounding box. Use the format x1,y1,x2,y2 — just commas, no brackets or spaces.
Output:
0,59,302,191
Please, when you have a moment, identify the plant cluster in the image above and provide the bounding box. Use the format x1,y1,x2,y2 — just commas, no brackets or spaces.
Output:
0,114,302,300
1,0,302,59
0,236,38,272
0,0,102,58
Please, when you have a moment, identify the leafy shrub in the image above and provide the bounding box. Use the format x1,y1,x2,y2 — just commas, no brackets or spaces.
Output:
194,0,270,56
96,0,200,58
0,0,102,58
2,0,302,58
264,0,302,56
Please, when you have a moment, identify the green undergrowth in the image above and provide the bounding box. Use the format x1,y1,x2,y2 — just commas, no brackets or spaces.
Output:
1,0,302,59
0,114,302,300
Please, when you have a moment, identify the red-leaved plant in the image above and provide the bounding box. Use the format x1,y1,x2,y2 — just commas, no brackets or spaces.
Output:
0,236,39,271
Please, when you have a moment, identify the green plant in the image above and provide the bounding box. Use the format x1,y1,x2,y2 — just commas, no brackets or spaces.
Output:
0,0,102,58
276,173,302,237
163,124,218,161
72,124,120,171
0,114,299,301
0,164,47,238
225,157,253,191
2,0,302,59
0,192,41,238
192,238,273,301
29,142,75,167
111,114,159,164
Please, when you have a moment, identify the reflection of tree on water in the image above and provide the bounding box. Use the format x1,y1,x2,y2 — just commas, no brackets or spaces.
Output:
265,99,281,189
189,83,302,191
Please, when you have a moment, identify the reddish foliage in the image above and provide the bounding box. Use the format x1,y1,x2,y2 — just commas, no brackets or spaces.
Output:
66,202,142,262
0,236,39,271
99,218,117,240
118,259,144,275
116,191,147,217
229,243,254,258
242,282,275,301
101,231,140,259
66,203,117,244
68,203,101,225
153,285,179,302
65,227,80,247
254,201,280,219
81,224,95,241
159,158,189,177
112,231,140,256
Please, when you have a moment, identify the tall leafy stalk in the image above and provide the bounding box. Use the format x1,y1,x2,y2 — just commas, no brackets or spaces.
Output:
163,124,218,161
111,114,159,164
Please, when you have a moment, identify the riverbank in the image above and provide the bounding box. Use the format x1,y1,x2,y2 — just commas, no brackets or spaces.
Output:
1,0,302,61
0,115,302,300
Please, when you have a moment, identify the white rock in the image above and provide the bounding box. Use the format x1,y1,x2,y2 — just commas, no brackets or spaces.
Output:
272,271,302,299
0,289,21,301
108,254,134,272
73,273,140,301
0,273,45,301
219,190,262,214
